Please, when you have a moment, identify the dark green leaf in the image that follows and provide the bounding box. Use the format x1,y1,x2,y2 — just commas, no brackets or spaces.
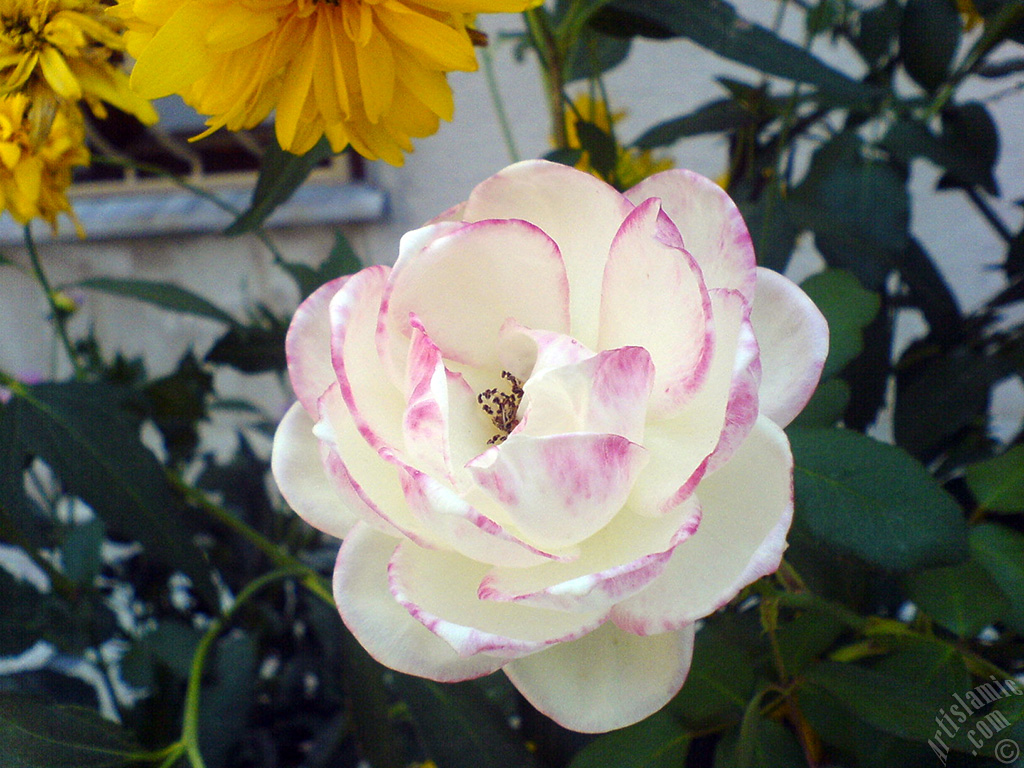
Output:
789,427,968,570
544,148,585,167
738,192,798,273
790,378,850,428
938,102,1001,195
714,709,805,768
390,677,538,768
634,98,755,149
0,693,141,767
0,382,216,608
897,238,962,343
852,0,902,66
567,712,689,768
591,0,879,104
225,137,333,236
899,0,961,92
575,120,618,179
905,556,1010,637
61,517,105,585
970,522,1024,633
966,445,1024,513
199,633,257,768
205,317,287,374
76,278,236,325
144,352,214,465
773,610,846,675
566,27,632,82
789,134,909,289
0,569,50,657
278,230,362,300
800,269,881,380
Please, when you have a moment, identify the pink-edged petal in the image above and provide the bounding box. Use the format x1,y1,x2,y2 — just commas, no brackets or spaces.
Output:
478,496,701,613
388,540,605,659
518,345,655,443
751,267,829,427
330,266,407,453
271,401,357,539
461,159,634,349
627,287,755,515
504,621,696,733
334,523,505,681
445,368,498,472
468,433,649,549
382,218,570,370
497,320,593,383
402,317,452,480
285,276,348,417
625,169,757,299
611,416,793,636
399,468,568,567
598,198,713,417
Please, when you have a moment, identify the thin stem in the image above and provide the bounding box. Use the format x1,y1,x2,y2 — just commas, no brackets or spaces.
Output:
524,7,569,150
965,186,1014,243
182,567,306,768
481,40,520,163
23,226,84,378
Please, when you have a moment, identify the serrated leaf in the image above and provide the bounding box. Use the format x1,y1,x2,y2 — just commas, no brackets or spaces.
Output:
0,382,216,608
390,677,538,768
789,427,968,571
225,137,333,236
970,522,1024,633
966,445,1024,513
800,269,880,380
0,693,141,768
76,278,236,325
905,556,1010,637
568,712,689,768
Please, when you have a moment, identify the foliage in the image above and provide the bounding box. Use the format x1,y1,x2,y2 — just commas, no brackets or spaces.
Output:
1,0,1023,766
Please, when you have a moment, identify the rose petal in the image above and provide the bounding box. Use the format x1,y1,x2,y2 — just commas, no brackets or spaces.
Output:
599,198,713,416
271,401,357,539
497,320,593,383
388,541,605,658
517,345,655,444
468,433,649,549
285,276,348,417
461,159,634,349
503,621,696,733
334,523,505,681
611,416,793,635
330,266,407,454
478,496,701,613
625,169,757,299
627,287,755,515
751,267,829,427
402,317,452,480
382,218,570,370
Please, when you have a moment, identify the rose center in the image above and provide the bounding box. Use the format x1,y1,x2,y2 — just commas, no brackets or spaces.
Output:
477,370,523,445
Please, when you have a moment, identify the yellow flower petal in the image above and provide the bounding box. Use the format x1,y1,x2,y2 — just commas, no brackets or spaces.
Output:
39,46,82,100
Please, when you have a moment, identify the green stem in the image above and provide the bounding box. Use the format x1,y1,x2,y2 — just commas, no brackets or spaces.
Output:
181,567,307,768
23,226,83,378
166,471,334,606
525,6,569,150
481,40,520,163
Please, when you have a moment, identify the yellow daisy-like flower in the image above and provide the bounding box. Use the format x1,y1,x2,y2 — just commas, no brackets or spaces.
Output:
0,0,158,127
564,94,674,189
0,92,89,232
113,0,534,164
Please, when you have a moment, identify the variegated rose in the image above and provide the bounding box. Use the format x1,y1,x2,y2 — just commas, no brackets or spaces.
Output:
271,160,828,732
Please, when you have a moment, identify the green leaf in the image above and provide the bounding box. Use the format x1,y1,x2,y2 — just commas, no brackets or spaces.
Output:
565,27,632,83
790,377,849,428
789,134,910,289
390,677,539,768
199,633,257,768
567,712,689,768
714,707,805,768
789,427,968,571
800,269,881,380
899,0,961,92
61,517,105,585
970,522,1024,633
204,313,287,374
966,445,1024,514
0,569,51,657
76,278,237,325
773,610,846,675
0,693,141,767
591,0,879,104
544,148,585,167
575,120,618,180
0,382,216,608
634,98,756,149
144,352,214,465
278,230,363,300
905,555,1010,637
937,102,1001,195
225,137,333,236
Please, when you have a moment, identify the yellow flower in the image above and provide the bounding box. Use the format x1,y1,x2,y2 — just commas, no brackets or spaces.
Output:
0,0,158,127
0,92,89,232
564,94,674,189
113,0,534,164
